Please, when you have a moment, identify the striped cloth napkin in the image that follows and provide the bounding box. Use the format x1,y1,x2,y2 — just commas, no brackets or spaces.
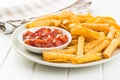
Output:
0,0,91,34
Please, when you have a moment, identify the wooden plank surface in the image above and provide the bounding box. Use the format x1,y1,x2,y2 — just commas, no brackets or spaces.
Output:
68,65,102,80
32,64,68,80
0,49,35,80
103,57,120,80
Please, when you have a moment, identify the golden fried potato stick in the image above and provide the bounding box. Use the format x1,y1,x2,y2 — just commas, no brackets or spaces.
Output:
71,53,102,64
26,20,53,28
76,14,93,23
81,23,110,33
85,17,98,23
99,32,106,39
47,48,76,54
107,26,116,40
51,19,61,27
72,35,78,40
84,32,106,53
43,51,75,63
57,10,74,19
71,27,100,41
69,39,78,46
103,38,120,58
67,44,77,49
86,39,111,54
77,36,85,56
84,38,105,53
109,22,120,30
114,29,120,38
69,15,81,25
59,24,70,32
92,16,106,24
36,14,58,21
102,16,116,23
93,16,116,24
62,19,70,25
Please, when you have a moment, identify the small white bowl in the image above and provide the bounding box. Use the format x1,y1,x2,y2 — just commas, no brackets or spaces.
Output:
18,26,72,53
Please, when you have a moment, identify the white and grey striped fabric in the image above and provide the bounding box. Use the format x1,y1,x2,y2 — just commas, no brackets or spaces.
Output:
0,0,91,34
0,0,79,21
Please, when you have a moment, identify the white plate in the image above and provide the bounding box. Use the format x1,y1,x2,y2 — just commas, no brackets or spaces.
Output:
11,25,120,68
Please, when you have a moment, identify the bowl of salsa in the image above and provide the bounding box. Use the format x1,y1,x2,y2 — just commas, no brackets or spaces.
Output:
18,26,72,53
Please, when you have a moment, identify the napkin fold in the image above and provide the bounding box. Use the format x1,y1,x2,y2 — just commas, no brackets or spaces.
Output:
0,0,91,34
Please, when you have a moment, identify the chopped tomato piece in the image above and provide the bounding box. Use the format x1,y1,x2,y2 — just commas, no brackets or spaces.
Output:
24,40,31,45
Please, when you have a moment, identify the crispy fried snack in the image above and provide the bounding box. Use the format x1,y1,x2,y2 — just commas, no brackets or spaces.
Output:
77,36,85,56
43,51,75,63
86,39,111,54
81,23,110,33
71,53,102,64
103,38,120,58
71,27,100,41
107,26,116,40
85,38,105,53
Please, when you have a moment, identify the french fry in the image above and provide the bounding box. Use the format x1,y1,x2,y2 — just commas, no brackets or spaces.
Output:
93,16,106,24
103,38,120,58
36,14,58,21
102,16,116,23
77,36,85,56
62,19,71,27
99,32,106,39
69,15,81,25
86,39,111,54
59,24,70,31
57,10,74,19
109,22,120,30
76,14,93,23
81,23,110,33
93,16,116,24
84,38,105,53
107,26,116,40
26,22,35,28
71,53,102,64
69,39,78,46
85,17,98,23
114,29,120,38
84,32,105,53
68,23,81,29
67,45,77,50
46,48,76,54
71,27,100,41
51,19,61,27
43,51,75,63
72,35,78,40
26,20,53,28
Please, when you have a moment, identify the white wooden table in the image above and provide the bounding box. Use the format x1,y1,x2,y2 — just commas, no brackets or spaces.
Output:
0,0,120,80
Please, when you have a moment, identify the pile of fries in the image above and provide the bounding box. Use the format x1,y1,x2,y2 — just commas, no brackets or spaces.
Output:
26,11,120,64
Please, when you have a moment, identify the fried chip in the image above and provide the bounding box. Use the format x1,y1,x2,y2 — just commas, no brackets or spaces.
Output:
71,53,102,64
103,38,120,58
81,23,110,33
77,36,85,56
71,27,100,41
86,39,111,54
43,51,75,63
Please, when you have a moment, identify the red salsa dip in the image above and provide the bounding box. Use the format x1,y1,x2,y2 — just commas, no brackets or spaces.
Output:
23,27,68,48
